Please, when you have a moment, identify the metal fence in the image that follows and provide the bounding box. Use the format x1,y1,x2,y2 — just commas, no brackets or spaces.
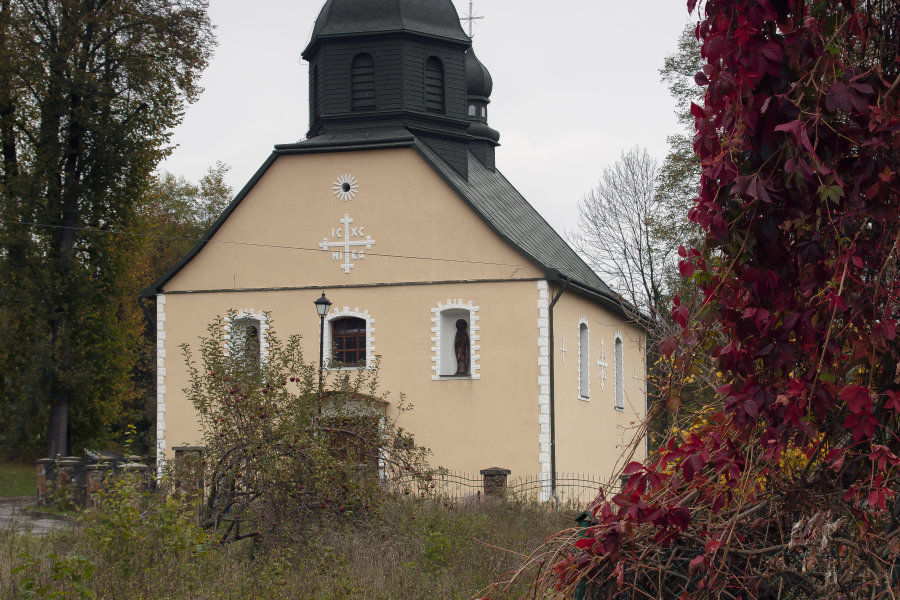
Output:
393,471,609,506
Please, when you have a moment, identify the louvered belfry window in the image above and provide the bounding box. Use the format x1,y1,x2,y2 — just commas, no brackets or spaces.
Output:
424,57,445,113
350,53,376,110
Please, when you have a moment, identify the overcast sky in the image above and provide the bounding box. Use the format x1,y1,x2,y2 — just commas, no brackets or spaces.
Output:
159,0,694,238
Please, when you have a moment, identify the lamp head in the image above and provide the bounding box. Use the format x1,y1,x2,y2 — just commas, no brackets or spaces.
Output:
314,292,332,317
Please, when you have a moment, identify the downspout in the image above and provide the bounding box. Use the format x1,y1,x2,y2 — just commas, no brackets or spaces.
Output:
548,274,569,507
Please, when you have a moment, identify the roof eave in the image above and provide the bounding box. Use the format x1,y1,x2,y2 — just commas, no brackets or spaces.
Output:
302,28,471,60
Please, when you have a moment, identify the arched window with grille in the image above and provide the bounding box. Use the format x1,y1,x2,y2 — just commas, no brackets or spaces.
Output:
424,56,445,113
578,321,589,400
350,53,376,111
614,334,624,410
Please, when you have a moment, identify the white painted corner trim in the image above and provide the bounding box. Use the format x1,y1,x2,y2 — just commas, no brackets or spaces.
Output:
430,299,481,380
156,294,166,477
536,281,551,501
324,307,376,369
224,310,271,364
577,315,590,401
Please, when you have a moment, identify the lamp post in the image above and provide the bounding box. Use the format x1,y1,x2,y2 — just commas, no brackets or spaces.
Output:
314,292,332,390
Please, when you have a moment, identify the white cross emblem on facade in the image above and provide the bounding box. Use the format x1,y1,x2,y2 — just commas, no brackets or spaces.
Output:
596,338,608,391
319,214,375,274
559,336,567,365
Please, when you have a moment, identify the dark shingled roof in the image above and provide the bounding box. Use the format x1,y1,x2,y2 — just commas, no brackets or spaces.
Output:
304,0,470,55
413,141,615,298
465,48,493,98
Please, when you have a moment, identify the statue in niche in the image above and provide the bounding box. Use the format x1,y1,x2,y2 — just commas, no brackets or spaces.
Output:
454,319,470,375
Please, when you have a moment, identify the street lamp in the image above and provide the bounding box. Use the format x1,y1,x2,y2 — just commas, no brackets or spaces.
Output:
314,292,332,389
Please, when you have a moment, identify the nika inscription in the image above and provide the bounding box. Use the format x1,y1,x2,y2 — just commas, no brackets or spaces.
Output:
319,214,376,274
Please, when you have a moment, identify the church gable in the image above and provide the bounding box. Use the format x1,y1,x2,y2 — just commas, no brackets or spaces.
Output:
156,147,543,294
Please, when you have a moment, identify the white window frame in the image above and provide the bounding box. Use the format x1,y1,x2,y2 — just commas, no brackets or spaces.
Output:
323,307,375,370
577,316,590,401
224,309,270,364
614,329,624,411
431,299,480,380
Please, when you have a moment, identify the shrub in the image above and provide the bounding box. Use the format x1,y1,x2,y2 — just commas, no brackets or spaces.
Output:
180,313,437,546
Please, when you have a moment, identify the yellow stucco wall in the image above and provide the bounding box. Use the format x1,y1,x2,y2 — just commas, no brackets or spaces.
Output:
156,147,646,489
549,284,647,488
165,148,544,291
159,281,543,478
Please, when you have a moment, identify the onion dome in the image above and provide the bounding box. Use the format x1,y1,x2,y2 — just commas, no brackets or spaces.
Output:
304,0,469,56
465,49,493,100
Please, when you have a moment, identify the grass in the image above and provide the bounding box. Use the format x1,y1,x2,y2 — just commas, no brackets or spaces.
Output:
0,462,35,498
1,494,577,599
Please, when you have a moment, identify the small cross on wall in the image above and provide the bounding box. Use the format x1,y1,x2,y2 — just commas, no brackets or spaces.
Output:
596,338,608,391
559,336,567,365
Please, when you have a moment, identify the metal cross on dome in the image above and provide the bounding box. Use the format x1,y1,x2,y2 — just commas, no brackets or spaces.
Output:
319,214,375,274
460,0,484,38
596,338,608,391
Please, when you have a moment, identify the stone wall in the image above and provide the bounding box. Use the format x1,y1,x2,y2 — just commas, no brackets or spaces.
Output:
36,457,154,508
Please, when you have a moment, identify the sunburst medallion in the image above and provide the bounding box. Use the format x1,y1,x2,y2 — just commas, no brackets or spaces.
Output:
333,174,359,201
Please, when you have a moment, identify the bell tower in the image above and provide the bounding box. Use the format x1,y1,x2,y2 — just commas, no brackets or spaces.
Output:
301,0,499,178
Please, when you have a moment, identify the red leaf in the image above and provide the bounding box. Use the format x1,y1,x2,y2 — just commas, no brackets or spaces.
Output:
885,391,900,412
759,42,783,63
704,539,724,554
574,538,595,550
690,555,706,567
842,386,872,414
622,462,644,476
743,400,759,419
687,0,697,12
659,338,678,359
845,411,877,441
690,102,706,118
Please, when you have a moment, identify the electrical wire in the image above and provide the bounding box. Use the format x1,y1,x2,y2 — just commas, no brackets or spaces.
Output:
0,219,533,269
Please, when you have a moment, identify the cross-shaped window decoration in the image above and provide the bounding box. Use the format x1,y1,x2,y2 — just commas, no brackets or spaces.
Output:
596,338,609,391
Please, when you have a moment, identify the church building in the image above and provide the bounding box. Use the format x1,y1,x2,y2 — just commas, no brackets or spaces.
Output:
141,0,647,498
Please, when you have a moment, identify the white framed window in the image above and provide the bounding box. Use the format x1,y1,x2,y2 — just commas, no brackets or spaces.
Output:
323,307,375,370
614,330,624,411
577,316,589,400
431,299,480,380
224,310,269,365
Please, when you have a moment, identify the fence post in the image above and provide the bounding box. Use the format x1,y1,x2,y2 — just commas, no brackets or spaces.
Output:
480,467,511,498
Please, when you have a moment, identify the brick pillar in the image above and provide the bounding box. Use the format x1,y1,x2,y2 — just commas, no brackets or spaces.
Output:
36,459,55,506
84,465,110,509
480,467,511,497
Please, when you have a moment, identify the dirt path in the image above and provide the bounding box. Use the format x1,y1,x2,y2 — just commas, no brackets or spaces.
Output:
0,497,69,535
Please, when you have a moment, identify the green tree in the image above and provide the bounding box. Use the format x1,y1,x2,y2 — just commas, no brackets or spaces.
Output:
127,163,233,454
655,23,704,255
0,0,215,458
